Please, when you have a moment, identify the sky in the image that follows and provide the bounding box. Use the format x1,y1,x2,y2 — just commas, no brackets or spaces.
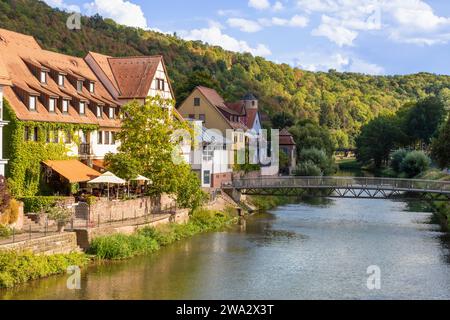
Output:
44,0,450,75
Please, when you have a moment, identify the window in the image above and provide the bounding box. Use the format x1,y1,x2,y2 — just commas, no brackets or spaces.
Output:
46,129,59,143
110,132,115,145
104,131,110,145
239,133,243,143
40,71,47,84
194,98,200,106
57,74,65,87
199,114,206,122
62,100,69,113
108,107,115,119
156,78,165,91
29,127,38,142
97,131,103,144
29,96,37,111
89,82,95,93
77,80,83,92
48,98,56,113
203,146,213,161
188,114,195,119
64,130,72,144
203,170,211,185
96,105,103,118
252,101,255,106
234,135,238,143
24,127,30,141
79,102,86,115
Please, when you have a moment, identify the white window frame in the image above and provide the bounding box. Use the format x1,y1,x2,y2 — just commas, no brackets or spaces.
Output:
109,107,115,119
77,80,83,92
96,105,102,118
62,99,69,113
29,96,37,111
48,98,56,113
79,101,86,115
40,71,47,84
57,74,64,87
89,82,95,93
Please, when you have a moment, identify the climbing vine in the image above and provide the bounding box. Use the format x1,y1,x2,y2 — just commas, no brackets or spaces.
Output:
3,99,98,197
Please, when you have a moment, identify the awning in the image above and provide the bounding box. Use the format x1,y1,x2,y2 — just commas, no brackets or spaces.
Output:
132,175,151,182
43,160,101,183
88,171,126,184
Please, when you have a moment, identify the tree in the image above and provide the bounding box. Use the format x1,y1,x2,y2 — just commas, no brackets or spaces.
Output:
289,123,335,156
271,112,294,129
356,116,403,168
293,161,323,176
116,96,206,209
431,118,450,169
390,149,408,173
299,148,336,175
400,151,431,178
405,96,445,145
104,152,140,181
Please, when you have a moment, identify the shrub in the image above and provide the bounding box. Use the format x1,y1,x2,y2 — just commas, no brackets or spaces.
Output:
20,196,66,214
293,161,323,176
299,148,336,175
400,151,431,178
0,225,11,238
390,149,409,173
89,234,159,260
0,251,88,288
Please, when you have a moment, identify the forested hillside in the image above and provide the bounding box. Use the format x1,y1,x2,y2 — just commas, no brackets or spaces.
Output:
1,0,450,145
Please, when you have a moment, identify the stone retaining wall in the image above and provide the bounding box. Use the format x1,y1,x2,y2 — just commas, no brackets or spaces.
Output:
0,232,79,255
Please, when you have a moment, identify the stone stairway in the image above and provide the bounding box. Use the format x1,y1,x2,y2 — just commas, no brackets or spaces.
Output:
22,215,43,233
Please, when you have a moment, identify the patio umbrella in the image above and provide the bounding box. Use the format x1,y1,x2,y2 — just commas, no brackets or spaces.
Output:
129,175,152,197
88,171,126,199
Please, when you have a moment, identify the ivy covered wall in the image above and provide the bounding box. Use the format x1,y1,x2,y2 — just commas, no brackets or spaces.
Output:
3,99,98,197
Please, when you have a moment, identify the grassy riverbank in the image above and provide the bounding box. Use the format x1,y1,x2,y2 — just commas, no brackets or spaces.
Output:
0,251,88,288
247,196,295,211
89,207,237,260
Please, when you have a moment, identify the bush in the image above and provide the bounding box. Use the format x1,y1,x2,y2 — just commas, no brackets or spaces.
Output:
0,225,11,238
390,149,409,173
299,148,336,175
20,196,66,214
89,208,236,260
0,251,88,288
400,151,431,178
293,161,323,176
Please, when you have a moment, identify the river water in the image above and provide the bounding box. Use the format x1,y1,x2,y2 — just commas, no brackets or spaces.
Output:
1,197,450,300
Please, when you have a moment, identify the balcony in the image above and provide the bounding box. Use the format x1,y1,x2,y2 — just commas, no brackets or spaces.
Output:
79,143,91,156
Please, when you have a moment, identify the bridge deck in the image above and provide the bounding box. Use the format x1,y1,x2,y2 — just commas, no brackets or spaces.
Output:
223,177,450,199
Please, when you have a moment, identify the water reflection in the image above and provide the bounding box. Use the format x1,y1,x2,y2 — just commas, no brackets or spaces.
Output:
2,197,450,300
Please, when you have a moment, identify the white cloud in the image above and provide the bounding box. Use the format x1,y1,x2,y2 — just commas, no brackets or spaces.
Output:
312,17,358,47
181,25,271,57
273,1,284,11
258,15,309,28
43,0,80,12
249,0,271,10
297,0,450,46
217,9,242,17
292,51,384,74
227,18,263,33
84,0,148,29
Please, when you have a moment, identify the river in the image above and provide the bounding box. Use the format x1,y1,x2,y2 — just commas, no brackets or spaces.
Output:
1,196,450,300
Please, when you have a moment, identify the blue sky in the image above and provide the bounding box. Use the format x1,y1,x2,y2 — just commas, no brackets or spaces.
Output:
45,0,450,75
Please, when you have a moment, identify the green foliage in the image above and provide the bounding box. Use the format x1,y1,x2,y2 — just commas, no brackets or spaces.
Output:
390,149,409,173
0,225,11,238
293,161,323,176
399,151,431,178
431,118,450,169
248,196,292,211
89,208,236,260
1,0,450,146
19,196,66,214
0,251,88,288
47,205,72,223
289,122,335,157
356,115,403,168
3,100,98,197
104,152,140,181
299,148,336,175
115,96,205,210
271,112,295,129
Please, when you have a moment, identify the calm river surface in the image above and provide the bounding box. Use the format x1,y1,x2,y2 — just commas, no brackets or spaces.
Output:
2,197,450,300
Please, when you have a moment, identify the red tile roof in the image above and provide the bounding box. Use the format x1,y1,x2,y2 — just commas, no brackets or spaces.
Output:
245,109,258,129
279,128,296,146
0,28,121,128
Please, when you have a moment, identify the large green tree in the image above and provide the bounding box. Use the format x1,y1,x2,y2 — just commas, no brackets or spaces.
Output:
431,118,450,169
116,96,206,210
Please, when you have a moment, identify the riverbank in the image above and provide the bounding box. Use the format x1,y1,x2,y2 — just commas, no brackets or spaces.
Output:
0,203,239,288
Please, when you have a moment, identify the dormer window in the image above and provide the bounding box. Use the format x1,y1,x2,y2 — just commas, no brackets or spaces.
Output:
29,96,37,111
40,71,47,84
77,80,83,92
108,107,115,119
89,82,95,93
79,101,86,115
48,98,56,113
57,74,65,87
62,99,69,113
96,105,102,118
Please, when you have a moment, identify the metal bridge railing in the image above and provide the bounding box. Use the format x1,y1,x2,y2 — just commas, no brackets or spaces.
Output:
223,176,450,194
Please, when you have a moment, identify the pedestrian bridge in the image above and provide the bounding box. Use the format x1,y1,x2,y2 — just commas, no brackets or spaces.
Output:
222,176,450,201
